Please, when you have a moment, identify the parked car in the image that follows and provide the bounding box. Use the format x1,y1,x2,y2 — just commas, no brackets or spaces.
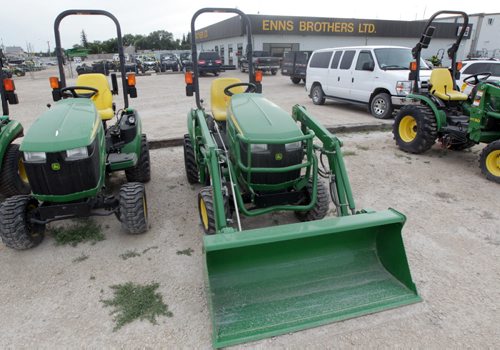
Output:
240,50,281,75
305,45,432,119
139,55,160,73
179,52,193,71
160,53,181,72
197,51,222,76
458,59,500,89
281,51,312,84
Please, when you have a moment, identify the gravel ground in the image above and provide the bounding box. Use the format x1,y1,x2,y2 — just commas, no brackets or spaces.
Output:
1,131,499,348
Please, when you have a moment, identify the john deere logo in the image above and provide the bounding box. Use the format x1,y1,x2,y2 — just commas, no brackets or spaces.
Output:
275,153,283,161
51,163,61,171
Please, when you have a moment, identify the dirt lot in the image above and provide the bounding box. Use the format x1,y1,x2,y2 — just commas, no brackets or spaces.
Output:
1,68,499,348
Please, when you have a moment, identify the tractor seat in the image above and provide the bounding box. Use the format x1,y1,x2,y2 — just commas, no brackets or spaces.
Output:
429,68,468,102
210,78,244,122
75,73,114,120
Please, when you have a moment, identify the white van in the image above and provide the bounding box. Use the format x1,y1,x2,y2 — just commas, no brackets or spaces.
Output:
305,46,432,119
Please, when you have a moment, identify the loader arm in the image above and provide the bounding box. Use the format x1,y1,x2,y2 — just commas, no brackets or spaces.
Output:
292,104,356,215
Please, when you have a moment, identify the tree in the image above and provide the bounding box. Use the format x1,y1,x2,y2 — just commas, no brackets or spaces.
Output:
81,30,88,48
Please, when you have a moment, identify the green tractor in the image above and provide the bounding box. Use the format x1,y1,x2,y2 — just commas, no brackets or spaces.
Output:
0,9,150,250
0,50,31,198
184,8,421,348
393,10,500,183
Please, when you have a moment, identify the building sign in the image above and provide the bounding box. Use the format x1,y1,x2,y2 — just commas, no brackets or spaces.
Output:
195,15,472,42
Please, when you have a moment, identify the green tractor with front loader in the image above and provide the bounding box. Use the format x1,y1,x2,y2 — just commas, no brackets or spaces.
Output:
184,8,421,348
0,9,150,250
393,10,500,183
0,50,31,198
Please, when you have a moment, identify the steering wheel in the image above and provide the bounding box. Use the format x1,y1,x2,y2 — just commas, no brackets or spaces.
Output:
463,72,492,85
60,86,98,99
223,82,257,96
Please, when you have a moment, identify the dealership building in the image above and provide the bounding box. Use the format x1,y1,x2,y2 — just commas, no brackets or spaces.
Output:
195,14,480,66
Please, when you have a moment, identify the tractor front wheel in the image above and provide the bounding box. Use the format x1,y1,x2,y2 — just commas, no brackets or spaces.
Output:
0,195,45,250
0,144,31,198
119,182,149,234
183,134,200,184
198,187,216,234
125,134,151,183
393,105,437,154
479,141,500,183
295,179,329,222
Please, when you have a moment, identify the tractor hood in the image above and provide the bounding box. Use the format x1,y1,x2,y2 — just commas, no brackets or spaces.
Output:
229,94,302,141
21,98,100,153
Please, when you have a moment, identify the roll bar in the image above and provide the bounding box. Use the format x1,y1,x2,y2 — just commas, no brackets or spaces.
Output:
190,8,255,109
54,9,131,108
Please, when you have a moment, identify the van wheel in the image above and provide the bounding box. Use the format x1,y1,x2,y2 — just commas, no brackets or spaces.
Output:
311,85,325,105
370,93,393,119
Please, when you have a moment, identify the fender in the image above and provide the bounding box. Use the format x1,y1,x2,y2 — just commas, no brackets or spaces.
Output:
0,120,24,171
406,94,446,130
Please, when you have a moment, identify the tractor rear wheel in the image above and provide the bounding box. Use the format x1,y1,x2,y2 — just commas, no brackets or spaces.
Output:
125,134,151,183
183,134,199,184
479,141,500,183
198,187,216,234
295,179,329,222
119,182,149,234
0,195,45,250
0,144,31,198
393,105,437,154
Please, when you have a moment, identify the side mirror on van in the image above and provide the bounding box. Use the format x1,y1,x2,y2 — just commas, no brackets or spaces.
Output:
362,62,375,71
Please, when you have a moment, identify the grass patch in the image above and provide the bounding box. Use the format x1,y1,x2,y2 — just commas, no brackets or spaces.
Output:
120,250,141,260
102,282,172,331
50,219,104,247
176,248,194,256
342,150,357,157
72,253,89,263
355,145,370,151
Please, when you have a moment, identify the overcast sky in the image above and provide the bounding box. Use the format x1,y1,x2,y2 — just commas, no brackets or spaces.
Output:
1,0,498,52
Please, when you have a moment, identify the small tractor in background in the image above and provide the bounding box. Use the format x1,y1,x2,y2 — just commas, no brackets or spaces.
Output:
393,10,500,183
183,7,421,348
0,50,30,198
0,9,150,250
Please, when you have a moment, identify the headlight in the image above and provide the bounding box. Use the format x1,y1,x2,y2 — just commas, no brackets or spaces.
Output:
396,81,413,95
127,115,136,125
66,147,88,160
251,144,267,152
24,151,46,163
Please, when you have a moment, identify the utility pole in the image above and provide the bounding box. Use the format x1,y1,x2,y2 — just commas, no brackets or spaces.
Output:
47,41,50,56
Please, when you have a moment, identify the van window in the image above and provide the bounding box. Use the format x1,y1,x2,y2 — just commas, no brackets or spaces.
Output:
339,50,356,70
355,51,374,70
330,51,343,69
310,51,333,68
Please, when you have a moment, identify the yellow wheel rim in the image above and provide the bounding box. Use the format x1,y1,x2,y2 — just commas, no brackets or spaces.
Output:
18,158,29,184
200,198,209,230
399,115,418,143
485,150,500,177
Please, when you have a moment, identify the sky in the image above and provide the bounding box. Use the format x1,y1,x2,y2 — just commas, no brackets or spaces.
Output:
1,0,498,52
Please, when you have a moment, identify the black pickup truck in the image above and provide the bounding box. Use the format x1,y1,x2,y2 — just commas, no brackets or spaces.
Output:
281,51,312,84
240,51,281,75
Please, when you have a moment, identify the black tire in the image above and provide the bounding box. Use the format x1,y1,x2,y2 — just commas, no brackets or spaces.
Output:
311,84,325,105
214,71,219,76
479,141,500,183
295,179,329,222
198,187,216,234
240,65,245,73
0,195,45,250
370,92,393,119
0,144,31,198
160,66,166,73
271,69,277,75
183,134,199,184
119,182,148,234
393,104,437,154
125,134,151,183
291,77,301,84
447,140,476,151
302,78,306,83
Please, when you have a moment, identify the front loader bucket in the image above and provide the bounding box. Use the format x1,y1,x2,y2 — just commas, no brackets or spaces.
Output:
204,209,421,348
